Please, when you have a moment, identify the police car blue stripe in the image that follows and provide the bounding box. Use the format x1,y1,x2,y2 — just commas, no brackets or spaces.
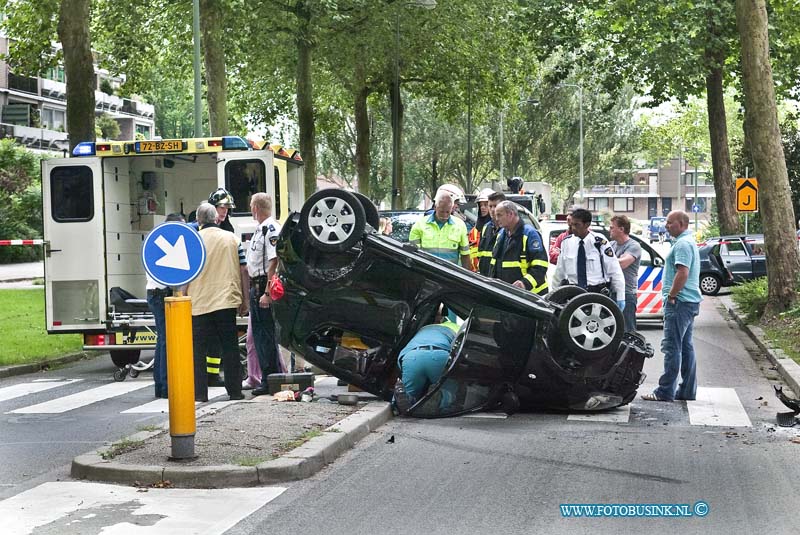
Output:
652,266,664,288
638,266,653,287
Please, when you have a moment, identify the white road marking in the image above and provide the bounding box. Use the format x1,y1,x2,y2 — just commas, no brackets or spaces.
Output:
121,387,230,413
568,405,631,423
8,381,151,414
463,412,508,419
0,481,286,535
0,379,82,403
687,387,752,427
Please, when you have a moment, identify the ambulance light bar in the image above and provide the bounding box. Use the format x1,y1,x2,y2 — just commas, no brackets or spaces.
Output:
72,136,252,157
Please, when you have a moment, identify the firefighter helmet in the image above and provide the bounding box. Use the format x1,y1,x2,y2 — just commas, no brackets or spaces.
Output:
476,188,495,203
435,184,466,204
208,187,236,208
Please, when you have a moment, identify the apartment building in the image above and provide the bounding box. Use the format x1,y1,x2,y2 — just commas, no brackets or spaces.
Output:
0,36,155,153
576,158,714,223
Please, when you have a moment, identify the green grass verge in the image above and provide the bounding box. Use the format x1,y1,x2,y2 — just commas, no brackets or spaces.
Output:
101,438,145,460
0,289,82,366
763,317,800,364
235,456,272,467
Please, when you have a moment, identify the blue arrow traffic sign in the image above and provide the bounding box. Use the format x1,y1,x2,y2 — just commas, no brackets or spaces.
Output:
692,204,700,213
142,222,206,287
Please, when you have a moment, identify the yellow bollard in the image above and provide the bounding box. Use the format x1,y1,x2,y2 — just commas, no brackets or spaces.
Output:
165,293,196,459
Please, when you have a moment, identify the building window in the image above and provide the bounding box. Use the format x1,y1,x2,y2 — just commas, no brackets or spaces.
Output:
613,197,634,212
50,166,94,222
41,107,66,131
45,66,66,83
588,197,608,211
135,124,151,139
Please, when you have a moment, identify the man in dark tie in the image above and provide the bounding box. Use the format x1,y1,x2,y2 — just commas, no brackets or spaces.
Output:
551,209,625,311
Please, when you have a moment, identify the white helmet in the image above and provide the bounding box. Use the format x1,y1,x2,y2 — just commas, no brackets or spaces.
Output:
435,183,466,204
476,188,495,203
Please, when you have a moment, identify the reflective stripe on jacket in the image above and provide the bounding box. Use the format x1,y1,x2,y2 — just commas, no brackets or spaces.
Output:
408,214,470,264
490,222,548,294
477,220,499,276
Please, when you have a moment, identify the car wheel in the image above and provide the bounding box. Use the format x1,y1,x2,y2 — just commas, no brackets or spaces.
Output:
351,191,380,230
110,349,140,368
557,293,624,358
300,189,366,252
699,273,721,296
500,390,520,415
546,285,587,304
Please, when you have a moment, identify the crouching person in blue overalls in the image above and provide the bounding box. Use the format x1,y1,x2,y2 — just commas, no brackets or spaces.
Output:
394,313,460,414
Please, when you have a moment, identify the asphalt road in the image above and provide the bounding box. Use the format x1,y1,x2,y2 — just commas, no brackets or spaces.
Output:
228,296,800,535
2,293,798,534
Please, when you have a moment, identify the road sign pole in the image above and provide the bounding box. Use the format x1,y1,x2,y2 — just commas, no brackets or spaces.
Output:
165,293,196,459
745,213,749,235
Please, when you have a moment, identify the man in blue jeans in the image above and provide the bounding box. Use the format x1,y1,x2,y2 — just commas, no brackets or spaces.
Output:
642,210,702,402
398,316,460,409
145,213,185,399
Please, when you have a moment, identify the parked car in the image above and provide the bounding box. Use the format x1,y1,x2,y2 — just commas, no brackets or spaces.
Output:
539,220,666,323
696,235,766,295
647,216,667,243
273,189,653,418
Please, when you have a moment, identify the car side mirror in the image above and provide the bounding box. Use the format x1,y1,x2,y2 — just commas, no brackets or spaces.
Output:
653,257,664,267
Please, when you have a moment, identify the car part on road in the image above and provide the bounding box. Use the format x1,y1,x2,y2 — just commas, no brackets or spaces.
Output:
337,393,359,405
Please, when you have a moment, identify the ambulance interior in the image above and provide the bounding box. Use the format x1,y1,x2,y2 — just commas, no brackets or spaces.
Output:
103,152,301,313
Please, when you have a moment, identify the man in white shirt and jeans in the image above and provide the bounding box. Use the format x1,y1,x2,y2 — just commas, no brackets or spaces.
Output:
246,193,283,397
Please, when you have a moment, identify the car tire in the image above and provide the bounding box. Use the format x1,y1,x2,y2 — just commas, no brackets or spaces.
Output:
300,189,366,253
557,293,624,359
546,285,587,304
110,349,140,368
500,390,520,415
351,191,380,230
699,273,721,296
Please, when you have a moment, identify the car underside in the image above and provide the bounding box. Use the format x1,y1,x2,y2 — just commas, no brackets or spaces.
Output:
272,189,654,418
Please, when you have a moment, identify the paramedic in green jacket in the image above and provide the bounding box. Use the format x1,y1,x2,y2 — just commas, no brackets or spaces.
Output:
409,190,472,270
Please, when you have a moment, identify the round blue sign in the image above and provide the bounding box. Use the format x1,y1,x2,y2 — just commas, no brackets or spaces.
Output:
141,222,206,287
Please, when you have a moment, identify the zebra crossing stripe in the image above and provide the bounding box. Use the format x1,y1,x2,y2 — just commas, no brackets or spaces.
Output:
0,379,82,403
0,481,286,535
8,381,151,414
687,387,752,427
121,387,228,413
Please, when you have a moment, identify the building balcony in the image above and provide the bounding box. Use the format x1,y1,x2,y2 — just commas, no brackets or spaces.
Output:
682,184,716,197
580,184,655,197
41,78,66,100
8,72,38,94
0,122,69,151
95,91,124,112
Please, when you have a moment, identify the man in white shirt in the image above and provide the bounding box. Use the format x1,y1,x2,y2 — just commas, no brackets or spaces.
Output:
246,193,283,397
552,208,626,311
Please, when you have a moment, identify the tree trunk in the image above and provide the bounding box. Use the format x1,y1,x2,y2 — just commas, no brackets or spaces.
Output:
353,59,371,200
705,64,739,234
200,0,228,136
735,0,800,316
57,0,95,152
296,33,317,197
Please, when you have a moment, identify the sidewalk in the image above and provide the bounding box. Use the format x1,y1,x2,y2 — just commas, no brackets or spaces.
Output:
721,295,800,397
71,377,392,488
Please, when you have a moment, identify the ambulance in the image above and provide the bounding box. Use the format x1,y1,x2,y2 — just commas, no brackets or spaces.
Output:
41,136,304,367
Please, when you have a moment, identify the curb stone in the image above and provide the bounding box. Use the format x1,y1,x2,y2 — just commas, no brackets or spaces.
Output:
0,352,90,379
721,295,800,397
71,400,392,488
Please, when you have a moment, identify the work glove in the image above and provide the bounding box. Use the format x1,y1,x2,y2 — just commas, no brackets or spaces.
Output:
615,300,626,311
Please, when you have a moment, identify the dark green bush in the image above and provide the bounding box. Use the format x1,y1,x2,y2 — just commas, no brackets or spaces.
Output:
731,276,769,322
0,140,43,263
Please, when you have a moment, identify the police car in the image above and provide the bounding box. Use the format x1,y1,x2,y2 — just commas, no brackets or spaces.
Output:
541,220,666,325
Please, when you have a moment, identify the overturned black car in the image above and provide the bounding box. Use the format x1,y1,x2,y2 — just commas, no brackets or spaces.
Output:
272,189,653,418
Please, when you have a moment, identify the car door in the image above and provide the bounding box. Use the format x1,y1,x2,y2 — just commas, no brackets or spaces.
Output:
631,236,665,320
745,237,767,279
718,238,751,282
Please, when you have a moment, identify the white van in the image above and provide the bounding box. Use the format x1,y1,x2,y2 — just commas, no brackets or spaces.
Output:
41,136,304,366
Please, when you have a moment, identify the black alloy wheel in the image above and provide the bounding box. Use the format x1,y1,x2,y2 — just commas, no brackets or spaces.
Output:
300,189,367,252
557,293,624,358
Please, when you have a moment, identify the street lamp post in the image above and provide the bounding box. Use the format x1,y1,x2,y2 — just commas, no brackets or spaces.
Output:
558,84,584,205
391,0,437,210
498,98,539,184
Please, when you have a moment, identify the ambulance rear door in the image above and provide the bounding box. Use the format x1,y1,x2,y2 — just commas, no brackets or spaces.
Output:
217,149,276,242
42,158,106,332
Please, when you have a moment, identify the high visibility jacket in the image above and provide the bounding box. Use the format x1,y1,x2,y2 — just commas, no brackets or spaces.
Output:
477,220,499,276
490,222,548,294
409,214,470,264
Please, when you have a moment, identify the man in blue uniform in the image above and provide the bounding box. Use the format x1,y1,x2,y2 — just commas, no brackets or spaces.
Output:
489,200,549,295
